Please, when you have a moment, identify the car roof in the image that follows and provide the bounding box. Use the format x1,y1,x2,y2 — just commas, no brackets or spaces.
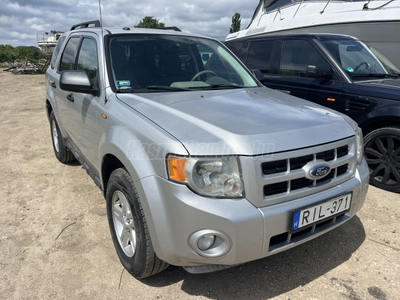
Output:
65,26,214,40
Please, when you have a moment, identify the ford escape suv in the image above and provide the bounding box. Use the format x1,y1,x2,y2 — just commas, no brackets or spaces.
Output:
46,21,369,278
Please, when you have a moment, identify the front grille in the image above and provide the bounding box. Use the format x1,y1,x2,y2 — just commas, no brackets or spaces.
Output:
262,146,347,177
291,177,313,191
240,136,357,208
316,149,335,161
337,145,348,158
262,159,287,175
290,155,314,170
262,145,350,197
264,182,288,196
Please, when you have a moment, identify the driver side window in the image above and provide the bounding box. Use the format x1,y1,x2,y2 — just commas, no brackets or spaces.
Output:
76,38,98,87
280,39,328,77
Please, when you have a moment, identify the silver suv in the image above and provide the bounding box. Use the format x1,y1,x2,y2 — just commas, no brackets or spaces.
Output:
46,21,369,278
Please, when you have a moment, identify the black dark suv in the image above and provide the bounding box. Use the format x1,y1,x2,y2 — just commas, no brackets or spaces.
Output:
226,33,400,193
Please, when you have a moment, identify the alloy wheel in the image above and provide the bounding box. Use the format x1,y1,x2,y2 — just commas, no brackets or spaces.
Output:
365,135,400,187
112,190,136,257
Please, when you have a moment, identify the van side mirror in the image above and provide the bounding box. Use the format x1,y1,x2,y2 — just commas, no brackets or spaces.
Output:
60,70,99,96
306,65,334,81
251,69,265,81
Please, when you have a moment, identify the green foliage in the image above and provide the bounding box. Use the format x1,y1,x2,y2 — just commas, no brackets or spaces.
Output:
134,16,165,29
0,44,46,63
229,13,241,34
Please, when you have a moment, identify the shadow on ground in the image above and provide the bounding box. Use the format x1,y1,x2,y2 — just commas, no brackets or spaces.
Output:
141,216,365,299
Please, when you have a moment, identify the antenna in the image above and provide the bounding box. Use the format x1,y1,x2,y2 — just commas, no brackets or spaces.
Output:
98,0,108,103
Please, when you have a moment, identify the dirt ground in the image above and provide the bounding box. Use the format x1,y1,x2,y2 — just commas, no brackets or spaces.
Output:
0,71,399,300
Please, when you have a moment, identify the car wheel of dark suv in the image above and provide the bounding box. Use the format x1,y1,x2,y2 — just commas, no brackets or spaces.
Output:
364,127,400,193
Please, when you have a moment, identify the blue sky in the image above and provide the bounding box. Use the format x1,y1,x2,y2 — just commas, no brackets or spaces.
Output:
0,0,259,47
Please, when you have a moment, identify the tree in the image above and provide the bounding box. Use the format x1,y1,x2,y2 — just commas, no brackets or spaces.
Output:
0,44,16,62
134,16,165,29
16,46,46,63
229,13,241,34
0,44,45,63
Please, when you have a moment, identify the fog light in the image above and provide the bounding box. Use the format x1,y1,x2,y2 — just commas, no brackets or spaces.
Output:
198,234,215,250
188,229,232,258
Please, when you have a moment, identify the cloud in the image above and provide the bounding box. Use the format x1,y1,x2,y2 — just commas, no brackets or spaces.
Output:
0,0,259,46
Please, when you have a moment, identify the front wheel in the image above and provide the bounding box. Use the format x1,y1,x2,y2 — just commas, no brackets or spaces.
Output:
364,127,400,193
49,111,75,163
106,168,169,278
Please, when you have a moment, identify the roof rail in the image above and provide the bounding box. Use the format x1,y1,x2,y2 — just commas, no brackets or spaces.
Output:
156,26,182,32
70,20,101,31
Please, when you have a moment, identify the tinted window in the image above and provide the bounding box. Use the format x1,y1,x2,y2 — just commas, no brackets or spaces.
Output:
77,38,98,86
226,42,242,56
60,37,80,71
280,39,328,77
246,40,274,74
51,36,65,69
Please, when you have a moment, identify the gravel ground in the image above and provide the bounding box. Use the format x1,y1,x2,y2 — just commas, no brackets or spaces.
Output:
0,72,399,300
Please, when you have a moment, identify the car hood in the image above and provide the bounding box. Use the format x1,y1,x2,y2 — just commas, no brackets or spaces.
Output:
116,87,355,156
347,78,400,100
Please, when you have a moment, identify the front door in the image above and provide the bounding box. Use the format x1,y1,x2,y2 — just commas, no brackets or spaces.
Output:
260,39,345,112
57,35,103,165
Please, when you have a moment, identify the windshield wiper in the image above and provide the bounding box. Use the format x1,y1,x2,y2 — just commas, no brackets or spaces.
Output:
351,73,400,79
192,84,246,90
146,85,192,91
117,86,192,93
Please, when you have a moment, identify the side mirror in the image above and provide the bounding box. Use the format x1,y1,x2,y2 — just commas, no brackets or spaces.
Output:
251,69,265,81
306,65,334,81
60,70,99,96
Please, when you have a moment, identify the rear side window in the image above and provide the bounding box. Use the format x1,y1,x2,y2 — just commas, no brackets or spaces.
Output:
226,42,242,56
280,39,328,77
76,38,98,86
59,37,80,71
246,40,274,74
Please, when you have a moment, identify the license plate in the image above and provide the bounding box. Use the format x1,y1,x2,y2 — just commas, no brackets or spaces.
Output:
292,193,352,231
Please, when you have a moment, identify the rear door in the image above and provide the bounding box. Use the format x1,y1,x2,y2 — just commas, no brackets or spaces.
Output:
258,38,345,112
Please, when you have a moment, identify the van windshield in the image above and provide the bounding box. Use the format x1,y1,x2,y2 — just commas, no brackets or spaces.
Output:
320,38,400,79
106,34,258,92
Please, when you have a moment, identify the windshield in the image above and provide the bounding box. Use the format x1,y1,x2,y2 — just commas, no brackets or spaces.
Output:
369,46,400,75
320,38,399,79
107,34,258,92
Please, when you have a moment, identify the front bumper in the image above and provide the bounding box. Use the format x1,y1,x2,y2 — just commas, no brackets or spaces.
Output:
135,158,369,267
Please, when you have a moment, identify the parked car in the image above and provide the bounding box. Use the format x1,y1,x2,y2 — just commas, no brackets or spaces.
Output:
46,22,369,278
225,33,400,193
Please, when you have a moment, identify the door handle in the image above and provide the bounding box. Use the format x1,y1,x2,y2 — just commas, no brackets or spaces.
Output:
67,93,74,102
50,80,56,88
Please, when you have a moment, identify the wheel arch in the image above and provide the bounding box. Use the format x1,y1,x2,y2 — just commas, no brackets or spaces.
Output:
101,153,126,196
46,99,53,120
362,118,400,137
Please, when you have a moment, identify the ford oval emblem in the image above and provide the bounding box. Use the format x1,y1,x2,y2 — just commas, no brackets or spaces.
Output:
309,165,331,179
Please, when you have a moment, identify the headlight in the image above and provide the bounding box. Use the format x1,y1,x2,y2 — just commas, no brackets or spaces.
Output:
356,127,364,163
167,155,244,198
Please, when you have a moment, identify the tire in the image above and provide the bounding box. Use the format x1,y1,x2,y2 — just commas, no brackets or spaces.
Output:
106,168,169,278
364,127,400,193
49,111,75,163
